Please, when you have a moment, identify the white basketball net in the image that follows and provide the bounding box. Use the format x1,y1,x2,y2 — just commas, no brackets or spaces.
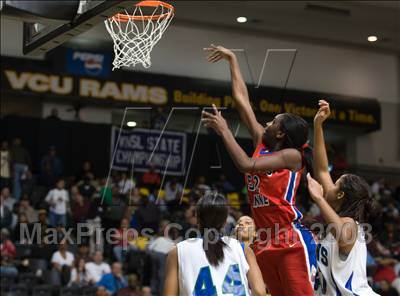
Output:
104,1,174,70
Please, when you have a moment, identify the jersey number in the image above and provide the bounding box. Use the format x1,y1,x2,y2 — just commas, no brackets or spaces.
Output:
314,267,327,294
193,264,246,296
247,175,260,192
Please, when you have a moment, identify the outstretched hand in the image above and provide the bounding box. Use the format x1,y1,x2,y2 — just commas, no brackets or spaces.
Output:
201,104,229,136
314,100,331,125
203,44,235,63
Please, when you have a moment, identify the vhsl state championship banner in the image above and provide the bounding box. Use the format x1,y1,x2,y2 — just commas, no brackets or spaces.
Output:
110,127,187,176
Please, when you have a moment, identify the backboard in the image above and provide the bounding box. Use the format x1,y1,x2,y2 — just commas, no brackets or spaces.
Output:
1,0,133,56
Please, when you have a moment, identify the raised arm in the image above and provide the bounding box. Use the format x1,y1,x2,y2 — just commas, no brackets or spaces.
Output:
307,174,357,254
313,100,335,192
202,105,302,173
204,45,264,147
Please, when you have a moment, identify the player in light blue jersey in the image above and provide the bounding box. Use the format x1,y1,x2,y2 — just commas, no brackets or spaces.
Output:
163,192,265,296
308,100,379,296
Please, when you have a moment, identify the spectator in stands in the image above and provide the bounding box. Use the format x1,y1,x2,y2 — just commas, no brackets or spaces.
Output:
18,194,37,223
40,146,63,188
70,185,80,200
99,178,113,206
46,108,61,120
215,174,235,193
29,209,52,262
86,250,111,284
36,209,49,243
12,212,29,243
69,257,90,287
374,257,398,289
147,220,175,295
96,262,127,295
225,206,238,234
118,172,136,196
77,243,91,262
1,186,15,211
384,201,400,220
0,228,18,278
21,169,35,197
141,164,161,191
45,178,69,227
0,141,11,189
147,220,176,254
103,190,127,229
51,240,75,286
79,176,96,199
0,188,13,230
164,178,183,206
180,205,197,237
76,161,95,182
380,223,400,250
126,187,141,209
10,137,31,200
235,215,256,248
124,206,139,231
71,188,91,223
193,176,211,196
372,178,386,198
113,218,138,263
117,273,141,296
136,194,160,233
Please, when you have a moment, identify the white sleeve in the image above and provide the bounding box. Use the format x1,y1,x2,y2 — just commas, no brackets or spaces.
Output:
104,263,111,274
85,263,95,281
69,269,78,285
45,190,53,203
51,252,59,264
69,253,75,266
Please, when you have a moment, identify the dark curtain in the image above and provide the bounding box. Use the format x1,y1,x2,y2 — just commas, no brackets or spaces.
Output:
0,116,253,190
1,116,111,179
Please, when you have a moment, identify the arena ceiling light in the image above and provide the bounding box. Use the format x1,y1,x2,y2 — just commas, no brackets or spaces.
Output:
127,121,137,127
367,35,378,42
236,16,247,23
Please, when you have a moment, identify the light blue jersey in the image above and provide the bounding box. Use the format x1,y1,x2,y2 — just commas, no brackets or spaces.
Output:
177,237,250,296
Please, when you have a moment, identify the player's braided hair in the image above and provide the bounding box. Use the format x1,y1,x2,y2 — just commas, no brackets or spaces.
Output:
337,174,380,224
196,191,228,266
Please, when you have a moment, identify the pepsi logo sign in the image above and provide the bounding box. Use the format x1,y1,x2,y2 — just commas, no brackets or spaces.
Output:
73,51,104,75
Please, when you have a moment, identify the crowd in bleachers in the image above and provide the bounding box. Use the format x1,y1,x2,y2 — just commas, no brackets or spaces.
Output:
0,137,399,296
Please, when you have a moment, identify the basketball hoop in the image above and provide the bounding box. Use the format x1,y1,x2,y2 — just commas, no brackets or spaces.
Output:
105,1,174,70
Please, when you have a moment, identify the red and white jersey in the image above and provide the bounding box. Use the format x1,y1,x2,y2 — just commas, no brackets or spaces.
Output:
245,143,304,233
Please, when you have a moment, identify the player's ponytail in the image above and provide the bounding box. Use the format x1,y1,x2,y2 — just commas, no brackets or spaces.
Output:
338,174,380,225
301,143,314,177
279,113,313,184
196,192,228,267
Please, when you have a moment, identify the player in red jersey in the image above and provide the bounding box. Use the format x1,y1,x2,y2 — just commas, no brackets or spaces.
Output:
203,45,316,296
